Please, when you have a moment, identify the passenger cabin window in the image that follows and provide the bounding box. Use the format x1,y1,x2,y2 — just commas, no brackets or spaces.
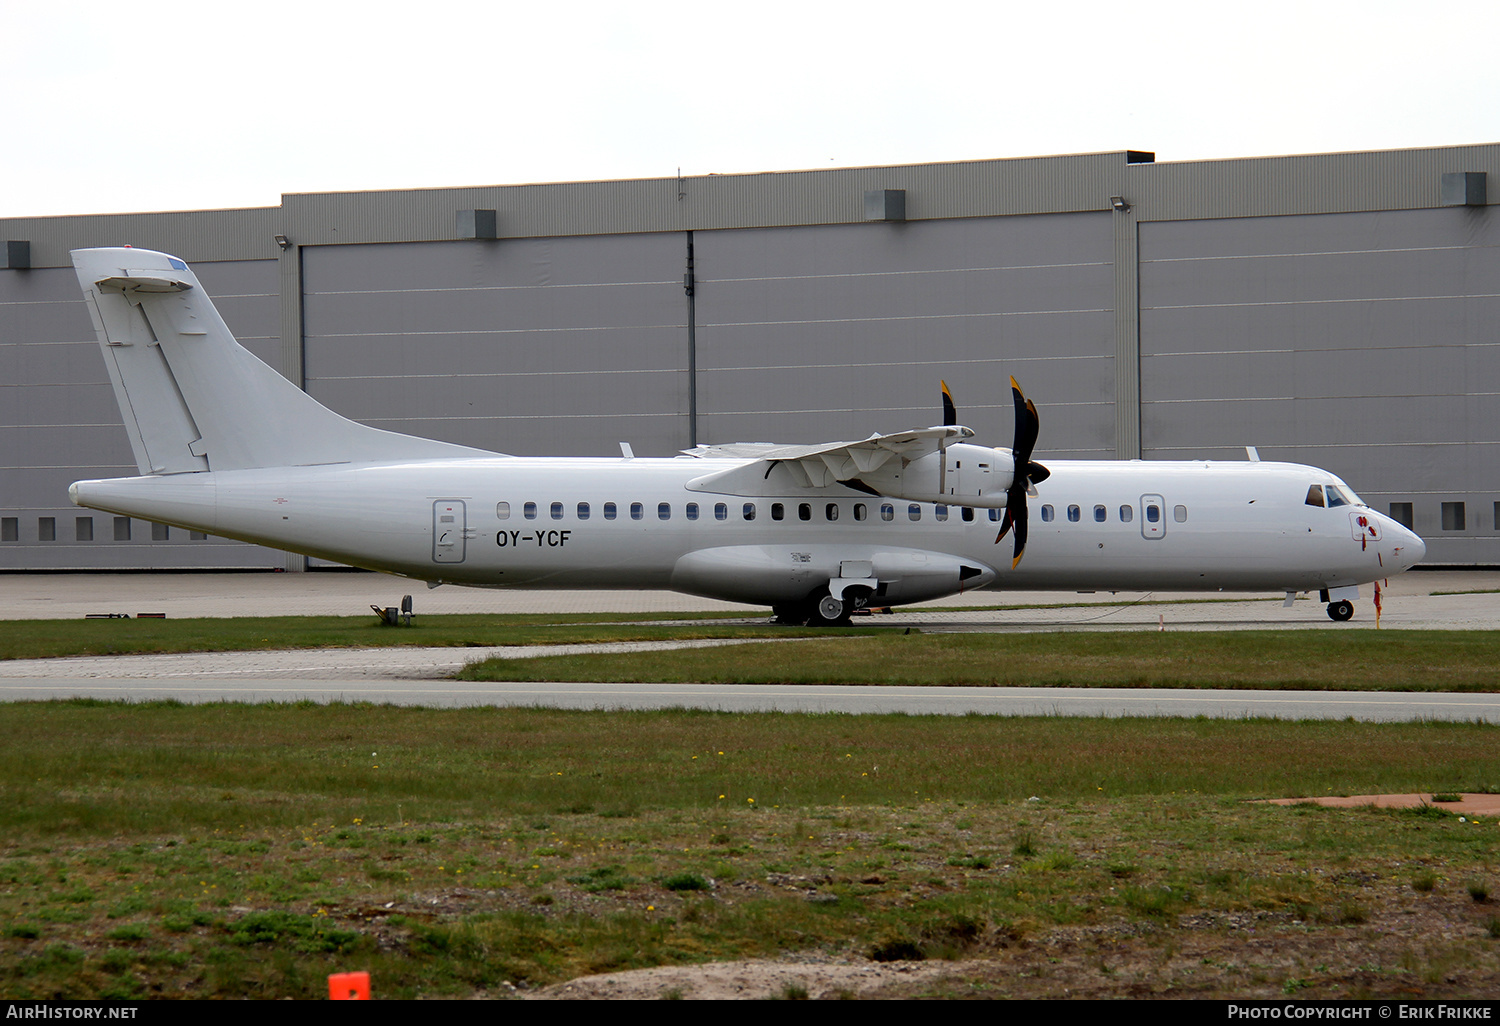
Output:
935,505,948,522
686,503,699,521
630,502,644,521
658,502,671,520
908,504,921,521
604,502,617,520
798,503,811,521
1040,504,1054,522
1146,504,1160,523
577,502,590,520
1174,504,1188,523
524,502,538,520
961,506,974,522
551,501,564,520
826,503,838,521
854,503,867,521
1067,504,1080,523
743,502,756,521
714,502,728,521
988,508,1001,522
1119,505,1133,523
881,503,894,522
1094,504,1106,523
1305,485,1324,508
771,502,785,521
496,502,510,520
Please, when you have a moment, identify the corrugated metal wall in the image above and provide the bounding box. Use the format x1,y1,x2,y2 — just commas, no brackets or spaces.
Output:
693,215,1116,455
300,236,690,458
3,143,1498,568
1139,206,1500,562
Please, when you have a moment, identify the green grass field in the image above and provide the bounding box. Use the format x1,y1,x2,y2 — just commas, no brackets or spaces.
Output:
460,629,1500,692
0,612,820,661
2,702,1499,998
7,614,1500,693
4,615,1499,996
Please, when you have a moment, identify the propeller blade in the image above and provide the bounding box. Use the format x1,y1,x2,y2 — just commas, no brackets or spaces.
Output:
1009,488,1028,569
1010,376,1038,464
941,380,957,427
995,376,1043,568
994,507,1013,544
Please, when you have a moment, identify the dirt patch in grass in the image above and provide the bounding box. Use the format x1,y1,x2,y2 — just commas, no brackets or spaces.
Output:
527,888,1500,999
1263,793,1500,815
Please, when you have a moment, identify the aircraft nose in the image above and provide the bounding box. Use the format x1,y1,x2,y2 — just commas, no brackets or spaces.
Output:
1392,522,1425,569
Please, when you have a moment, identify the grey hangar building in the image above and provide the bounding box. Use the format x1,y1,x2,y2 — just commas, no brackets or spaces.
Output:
2,144,1495,572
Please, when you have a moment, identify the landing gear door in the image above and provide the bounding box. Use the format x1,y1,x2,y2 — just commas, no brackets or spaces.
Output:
1141,495,1165,540
432,500,467,563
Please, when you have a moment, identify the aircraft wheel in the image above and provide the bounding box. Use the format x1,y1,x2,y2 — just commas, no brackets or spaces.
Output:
809,594,850,627
1326,600,1354,622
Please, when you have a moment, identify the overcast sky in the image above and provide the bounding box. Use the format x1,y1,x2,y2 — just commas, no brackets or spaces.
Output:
6,0,1499,218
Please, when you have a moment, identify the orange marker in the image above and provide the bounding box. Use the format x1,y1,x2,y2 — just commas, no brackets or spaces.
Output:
329,971,370,1000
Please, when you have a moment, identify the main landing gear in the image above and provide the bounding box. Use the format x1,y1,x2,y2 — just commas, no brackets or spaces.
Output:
1326,599,1354,622
772,586,875,627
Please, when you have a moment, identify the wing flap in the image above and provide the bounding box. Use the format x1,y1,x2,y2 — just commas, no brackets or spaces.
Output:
686,425,971,463
685,425,975,496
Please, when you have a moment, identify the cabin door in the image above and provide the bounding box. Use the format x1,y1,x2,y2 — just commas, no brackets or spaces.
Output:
432,500,467,563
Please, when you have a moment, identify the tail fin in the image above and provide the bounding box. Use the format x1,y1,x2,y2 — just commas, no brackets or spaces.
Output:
72,247,498,474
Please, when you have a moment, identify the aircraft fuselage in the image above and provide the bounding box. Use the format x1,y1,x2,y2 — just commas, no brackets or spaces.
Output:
70,454,1423,608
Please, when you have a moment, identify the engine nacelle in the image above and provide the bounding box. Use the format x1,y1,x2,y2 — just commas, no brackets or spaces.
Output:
671,544,998,605
853,443,1014,508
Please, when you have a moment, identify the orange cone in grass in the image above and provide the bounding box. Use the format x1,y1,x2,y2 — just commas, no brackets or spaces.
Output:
329,971,370,1000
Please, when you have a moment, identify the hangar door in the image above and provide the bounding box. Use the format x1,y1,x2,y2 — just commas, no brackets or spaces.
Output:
300,235,691,458
691,213,1117,458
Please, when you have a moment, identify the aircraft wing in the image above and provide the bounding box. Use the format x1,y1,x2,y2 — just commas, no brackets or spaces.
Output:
685,425,974,489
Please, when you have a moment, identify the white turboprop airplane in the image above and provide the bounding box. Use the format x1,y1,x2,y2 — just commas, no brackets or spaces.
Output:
66,247,1424,624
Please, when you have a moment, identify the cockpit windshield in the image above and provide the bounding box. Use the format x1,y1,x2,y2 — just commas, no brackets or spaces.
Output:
1327,483,1362,507
1305,482,1366,509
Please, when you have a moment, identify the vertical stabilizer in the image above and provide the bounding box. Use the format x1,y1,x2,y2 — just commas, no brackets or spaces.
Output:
72,248,499,474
